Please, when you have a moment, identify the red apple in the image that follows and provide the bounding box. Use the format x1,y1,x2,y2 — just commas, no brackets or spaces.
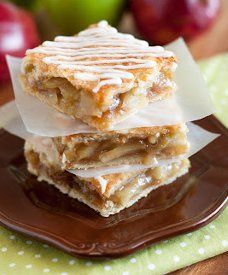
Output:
130,0,220,45
0,1,40,83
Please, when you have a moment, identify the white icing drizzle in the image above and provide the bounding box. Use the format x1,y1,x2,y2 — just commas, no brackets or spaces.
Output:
95,176,108,194
97,20,109,28
28,20,174,93
93,78,122,93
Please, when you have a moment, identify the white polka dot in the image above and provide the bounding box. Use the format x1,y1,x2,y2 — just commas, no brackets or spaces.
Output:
186,233,192,236
1,247,7,252
104,265,111,271
173,255,180,262
35,254,41,258
18,250,24,255
198,248,205,254
9,235,16,240
155,249,162,254
222,240,228,247
61,273,68,275
51,258,58,262
130,257,136,263
204,235,210,240
25,264,32,269
43,268,50,273
85,261,92,266
69,259,76,265
122,272,129,275
9,263,16,268
43,244,49,248
148,263,155,270
203,75,207,81
26,240,32,245
209,224,215,229
180,242,187,247
220,99,226,106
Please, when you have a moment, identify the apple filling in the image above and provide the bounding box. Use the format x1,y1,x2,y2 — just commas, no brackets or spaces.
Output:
73,159,186,207
25,147,189,212
109,159,188,205
54,130,188,169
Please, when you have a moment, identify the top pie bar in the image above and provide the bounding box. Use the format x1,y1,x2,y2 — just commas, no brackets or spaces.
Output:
20,21,177,131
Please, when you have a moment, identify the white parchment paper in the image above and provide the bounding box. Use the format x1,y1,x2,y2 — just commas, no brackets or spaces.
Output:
6,38,214,137
0,101,30,140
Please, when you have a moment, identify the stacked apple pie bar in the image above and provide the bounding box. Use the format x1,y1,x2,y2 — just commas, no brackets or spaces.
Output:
21,21,190,217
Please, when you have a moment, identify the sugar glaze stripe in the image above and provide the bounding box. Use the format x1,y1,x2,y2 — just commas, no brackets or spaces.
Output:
28,20,174,93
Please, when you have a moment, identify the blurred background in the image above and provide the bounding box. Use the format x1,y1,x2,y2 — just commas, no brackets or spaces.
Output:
0,0,228,92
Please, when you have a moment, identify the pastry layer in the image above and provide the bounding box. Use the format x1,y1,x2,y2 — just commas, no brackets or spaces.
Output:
20,21,177,130
53,124,188,169
25,145,190,217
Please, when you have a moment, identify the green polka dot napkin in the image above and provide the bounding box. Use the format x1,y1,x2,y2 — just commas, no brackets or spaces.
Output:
0,55,227,274
0,210,227,275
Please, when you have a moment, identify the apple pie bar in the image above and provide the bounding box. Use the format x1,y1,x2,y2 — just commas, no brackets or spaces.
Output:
20,20,177,130
25,139,190,217
53,124,189,169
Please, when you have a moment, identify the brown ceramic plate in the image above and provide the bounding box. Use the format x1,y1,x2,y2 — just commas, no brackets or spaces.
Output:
0,116,227,259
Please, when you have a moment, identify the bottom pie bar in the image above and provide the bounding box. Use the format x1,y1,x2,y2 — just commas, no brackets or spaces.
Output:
25,144,190,217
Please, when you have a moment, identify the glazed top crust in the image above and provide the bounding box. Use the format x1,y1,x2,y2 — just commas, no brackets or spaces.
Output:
22,21,176,99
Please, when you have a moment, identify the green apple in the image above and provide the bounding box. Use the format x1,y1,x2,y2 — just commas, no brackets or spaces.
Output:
33,0,126,38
